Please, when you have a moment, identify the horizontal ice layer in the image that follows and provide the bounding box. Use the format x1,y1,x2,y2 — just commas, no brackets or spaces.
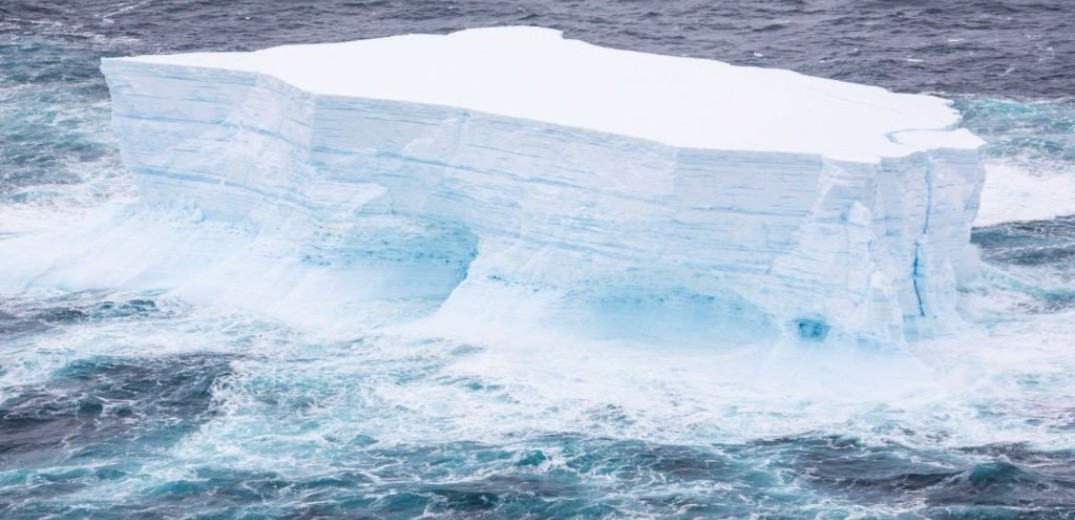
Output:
90,26,986,345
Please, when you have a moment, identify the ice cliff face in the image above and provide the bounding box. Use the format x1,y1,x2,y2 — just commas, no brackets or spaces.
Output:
92,27,984,346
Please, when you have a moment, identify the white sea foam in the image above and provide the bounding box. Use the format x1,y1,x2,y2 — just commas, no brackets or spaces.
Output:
976,161,1075,226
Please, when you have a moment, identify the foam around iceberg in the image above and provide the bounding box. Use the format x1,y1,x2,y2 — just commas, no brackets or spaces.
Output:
85,27,987,346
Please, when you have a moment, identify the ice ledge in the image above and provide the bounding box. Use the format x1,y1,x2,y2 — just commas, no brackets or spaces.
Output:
113,26,982,162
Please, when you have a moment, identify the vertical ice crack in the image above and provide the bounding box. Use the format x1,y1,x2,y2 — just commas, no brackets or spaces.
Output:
911,158,933,317
911,248,926,316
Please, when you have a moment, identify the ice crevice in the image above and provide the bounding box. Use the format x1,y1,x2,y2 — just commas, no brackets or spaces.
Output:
0,27,988,348
912,158,935,320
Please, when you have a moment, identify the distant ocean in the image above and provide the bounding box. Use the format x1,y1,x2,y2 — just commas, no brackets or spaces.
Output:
2,1,1075,518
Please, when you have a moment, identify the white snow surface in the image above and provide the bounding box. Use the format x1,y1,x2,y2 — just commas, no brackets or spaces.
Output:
0,26,989,348
126,26,980,162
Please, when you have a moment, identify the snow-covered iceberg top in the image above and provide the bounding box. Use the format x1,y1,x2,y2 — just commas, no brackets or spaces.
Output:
70,26,988,346
124,26,980,162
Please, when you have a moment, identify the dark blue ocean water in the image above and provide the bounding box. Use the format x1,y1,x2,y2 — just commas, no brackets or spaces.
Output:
2,1,1075,518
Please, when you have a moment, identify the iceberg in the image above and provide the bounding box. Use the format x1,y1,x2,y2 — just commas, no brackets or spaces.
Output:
14,27,987,346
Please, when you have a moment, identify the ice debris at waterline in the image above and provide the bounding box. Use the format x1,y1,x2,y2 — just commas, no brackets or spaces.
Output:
9,26,986,346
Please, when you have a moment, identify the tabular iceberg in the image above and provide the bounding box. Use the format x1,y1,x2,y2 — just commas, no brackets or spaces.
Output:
88,27,985,346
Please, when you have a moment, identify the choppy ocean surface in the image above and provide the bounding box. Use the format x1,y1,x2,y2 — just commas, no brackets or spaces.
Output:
2,1,1075,518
